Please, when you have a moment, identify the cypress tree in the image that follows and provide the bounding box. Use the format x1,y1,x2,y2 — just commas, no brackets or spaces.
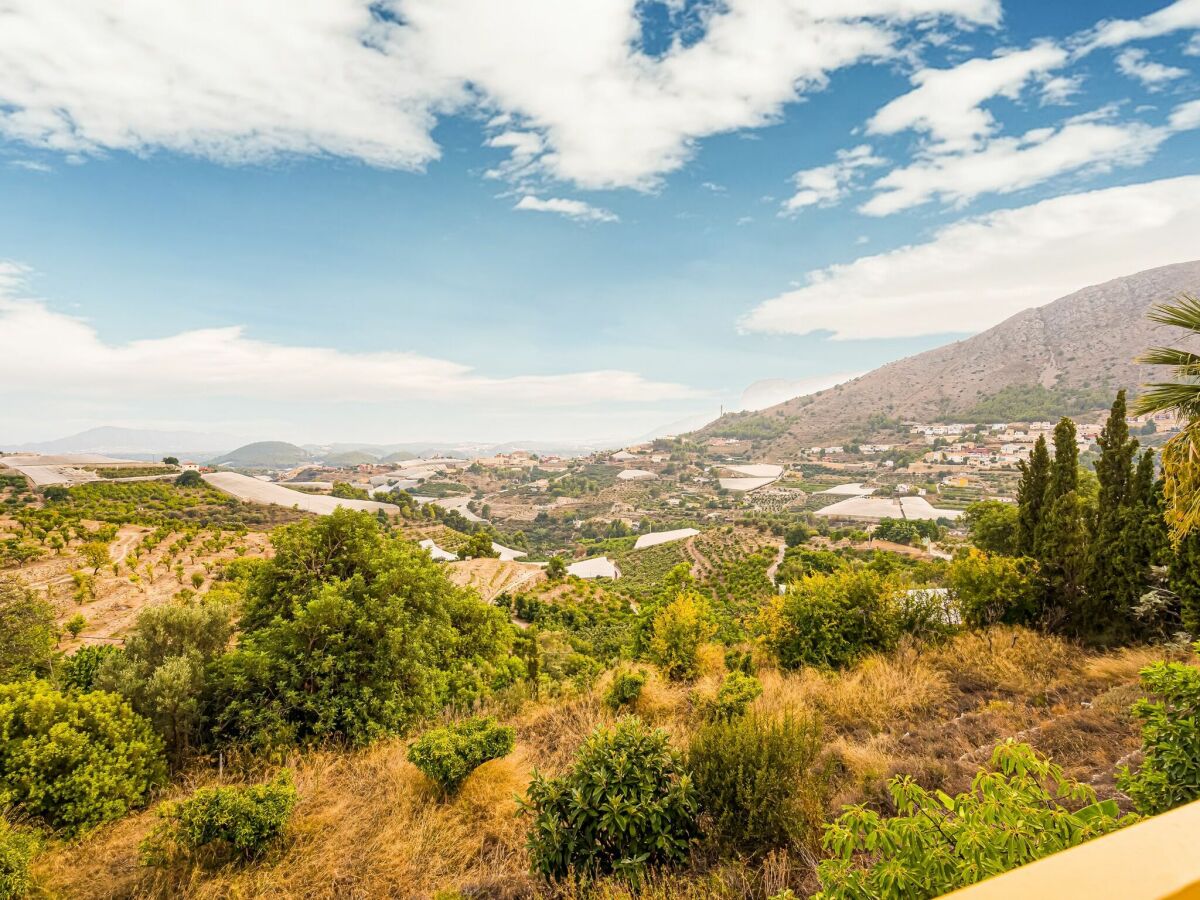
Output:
1086,391,1141,640
1016,435,1050,557
1173,531,1200,637
1035,418,1088,629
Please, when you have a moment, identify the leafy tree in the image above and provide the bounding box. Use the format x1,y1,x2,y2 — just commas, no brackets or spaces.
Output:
65,613,87,639
1015,436,1050,556
212,510,511,748
815,741,1133,900
59,644,122,692
521,717,699,882
162,457,179,466
1117,649,1200,815
80,540,111,576
1035,490,1091,630
462,531,498,559
96,597,235,766
0,578,56,682
143,770,297,863
545,555,567,580
688,712,824,857
962,501,1018,556
1134,294,1200,541
406,717,514,796
759,568,899,670
946,550,1037,628
330,481,368,500
174,470,203,487
0,680,165,835
649,591,716,680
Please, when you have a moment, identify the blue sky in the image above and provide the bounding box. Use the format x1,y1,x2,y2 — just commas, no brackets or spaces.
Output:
1,0,1199,445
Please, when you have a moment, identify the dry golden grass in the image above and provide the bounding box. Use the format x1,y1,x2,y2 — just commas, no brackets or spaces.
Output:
928,626,1081,700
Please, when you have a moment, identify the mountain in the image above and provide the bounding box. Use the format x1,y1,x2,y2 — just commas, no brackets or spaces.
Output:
696,260,1200,455
9,426,241,460
321,450,379,466
213,441,311,469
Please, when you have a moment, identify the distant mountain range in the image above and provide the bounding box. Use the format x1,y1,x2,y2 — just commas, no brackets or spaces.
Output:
6,426,243,460
694,259,1200,455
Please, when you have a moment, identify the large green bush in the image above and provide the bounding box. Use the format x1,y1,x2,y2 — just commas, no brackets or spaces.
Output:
144,770,297,863
687,712,824,857
0,681,165,835
407,717,515,796
59,644,123,692
0,817,38,900
946,550,1038,628
1118,653,1200,814
649,591,716,680
0,578,56,683
522,717,698,882
815,741,1132,899
211,510,512,748
759,568,899,670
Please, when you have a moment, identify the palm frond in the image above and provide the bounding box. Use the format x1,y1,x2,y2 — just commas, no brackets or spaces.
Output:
1137,346,1200,372
1147,293,1200,333
1161,429,1200,545
1133,382,1200,417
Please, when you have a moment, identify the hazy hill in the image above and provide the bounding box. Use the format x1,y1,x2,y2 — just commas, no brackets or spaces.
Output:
697,260,1200,455
9,426,240,459
213,441,311,469
322,450,379,466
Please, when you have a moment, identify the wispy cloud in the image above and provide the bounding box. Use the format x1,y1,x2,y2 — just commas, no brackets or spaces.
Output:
1116,48,1188,88
742,174,1200,339
514,195,618,223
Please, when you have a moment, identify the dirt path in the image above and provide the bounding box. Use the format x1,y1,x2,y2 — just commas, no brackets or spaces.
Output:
765,541,787,584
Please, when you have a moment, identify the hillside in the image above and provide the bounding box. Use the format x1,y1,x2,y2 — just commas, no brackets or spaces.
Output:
698,260,1200,454
10,426,239,458
322,450,379,466
213,440,311,469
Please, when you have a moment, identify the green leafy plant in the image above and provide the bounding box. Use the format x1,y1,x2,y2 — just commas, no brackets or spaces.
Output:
815,741,1133,900
143,770,297,863
521,717,698,882
0,816,38,900
603,667,647,710
946,549,1038,629
696,670,762,721
406,717,515,796
65,613,87,639
649,591,716,680
0,578,56,682
59,644,123,692
0,680,165,835
687,712,824,857
1118,650,1200,814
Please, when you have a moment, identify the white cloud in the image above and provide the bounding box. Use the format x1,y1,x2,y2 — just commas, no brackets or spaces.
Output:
1117,48,1189,87
1040,75,1083,105
514,195,618,222
867,43,1068,151
0,266,699,415
781,145,885,215
1085,0,1200,49
861,112,1180,215
1187,33,1200,55
0,0,999,190
742,174,1200,339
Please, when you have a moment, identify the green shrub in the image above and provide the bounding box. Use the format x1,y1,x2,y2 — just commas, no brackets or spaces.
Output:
759,568,899,670
649,591,716,681
815,741,1132,899
687,712,824,857
521,717,698,882
696,671,762,721
59,644,123,692
0,578,56,682
1118,652,1200,814
0,817,38,900
0,681,165,835
603,668,647,710
946,549,1038,628
144,770,297,863
407,717,515,796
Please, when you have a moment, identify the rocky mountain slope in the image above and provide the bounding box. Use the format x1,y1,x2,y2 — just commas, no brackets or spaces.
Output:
698,260,1200,455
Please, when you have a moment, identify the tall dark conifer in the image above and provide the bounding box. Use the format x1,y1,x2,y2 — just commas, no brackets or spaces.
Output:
1016,435,1050,557
1086,391,1141,639
1036,417,1087,629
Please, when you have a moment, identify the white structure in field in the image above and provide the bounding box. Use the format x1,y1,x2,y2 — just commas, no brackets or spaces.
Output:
814,495,962,522
566,557,621,579
818,482,876,496
492,542,528,561
616,469,658,481
634,527,700,549
718,463,783,493
419,539,459,562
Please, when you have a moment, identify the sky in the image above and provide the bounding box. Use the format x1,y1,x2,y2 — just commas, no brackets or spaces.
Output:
2,0,1200,446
